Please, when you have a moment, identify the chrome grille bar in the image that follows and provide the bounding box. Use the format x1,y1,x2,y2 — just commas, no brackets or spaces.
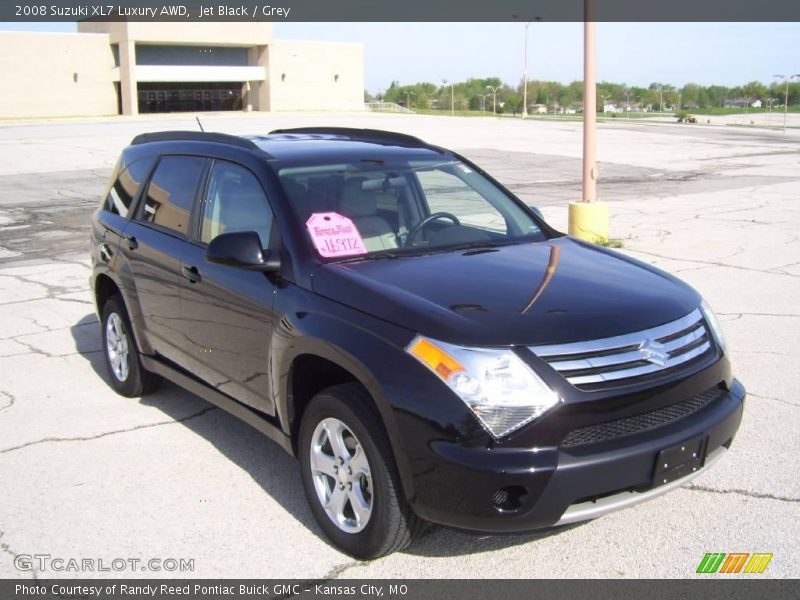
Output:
529,309,713,388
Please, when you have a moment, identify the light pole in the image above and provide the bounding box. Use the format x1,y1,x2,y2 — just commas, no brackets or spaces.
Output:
773,74,800,134
583,18,597,204
442,79,454,116
486,85,499,116
568,0,608,244
513,15,541,119
657,84,664,114
405,90,415,110
522,21,530,118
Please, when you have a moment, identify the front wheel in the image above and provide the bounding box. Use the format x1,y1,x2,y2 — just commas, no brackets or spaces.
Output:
298,383,423,559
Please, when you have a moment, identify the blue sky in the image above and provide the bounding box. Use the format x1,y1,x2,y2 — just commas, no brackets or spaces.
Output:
2,21,798,92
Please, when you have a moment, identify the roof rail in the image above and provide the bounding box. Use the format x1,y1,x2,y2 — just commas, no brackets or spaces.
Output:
268,127,428,147
131,131,260,151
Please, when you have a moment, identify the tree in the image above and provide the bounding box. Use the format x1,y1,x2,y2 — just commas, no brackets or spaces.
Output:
742,81,768,105
705,85,729,108
505,95,523,116
374,77,791,114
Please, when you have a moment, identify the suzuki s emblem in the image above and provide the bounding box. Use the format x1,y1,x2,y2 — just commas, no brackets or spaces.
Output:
639,339,670,367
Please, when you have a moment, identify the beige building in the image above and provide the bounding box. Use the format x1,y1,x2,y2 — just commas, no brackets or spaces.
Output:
0,23,364,119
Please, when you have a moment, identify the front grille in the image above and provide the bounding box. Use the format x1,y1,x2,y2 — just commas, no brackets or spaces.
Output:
529,309,713,390
561,386,723,448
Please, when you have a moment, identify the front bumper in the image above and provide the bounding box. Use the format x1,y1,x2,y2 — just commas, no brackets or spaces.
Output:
409,379,745,532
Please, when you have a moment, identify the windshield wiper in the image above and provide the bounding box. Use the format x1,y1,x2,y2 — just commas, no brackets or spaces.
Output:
333,251,402,264
440,241,506,254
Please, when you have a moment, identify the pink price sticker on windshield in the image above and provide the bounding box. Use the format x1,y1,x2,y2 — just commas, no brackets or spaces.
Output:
306,212,368,258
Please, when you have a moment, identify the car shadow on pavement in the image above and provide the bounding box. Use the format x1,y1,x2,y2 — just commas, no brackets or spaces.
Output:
72,312,585,558
71,313,326,543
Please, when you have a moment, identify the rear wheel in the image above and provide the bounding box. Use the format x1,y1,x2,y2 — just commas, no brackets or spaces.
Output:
101,296,160,397
298,383,422,559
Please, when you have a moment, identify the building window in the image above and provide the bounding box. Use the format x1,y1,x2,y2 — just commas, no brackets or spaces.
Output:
134,45,247,67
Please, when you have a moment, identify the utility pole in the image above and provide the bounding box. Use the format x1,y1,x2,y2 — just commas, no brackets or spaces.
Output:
568,0,608,244
486,85,499,116
405,90,415,110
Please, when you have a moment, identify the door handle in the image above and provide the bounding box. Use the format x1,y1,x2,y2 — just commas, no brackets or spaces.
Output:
126,236,138,251
181,265,202,283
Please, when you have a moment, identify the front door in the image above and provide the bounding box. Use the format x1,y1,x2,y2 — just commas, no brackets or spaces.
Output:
178,159,278,414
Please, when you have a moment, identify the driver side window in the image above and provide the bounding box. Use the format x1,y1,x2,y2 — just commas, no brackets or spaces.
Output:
415,169,508,234
201,161,273,248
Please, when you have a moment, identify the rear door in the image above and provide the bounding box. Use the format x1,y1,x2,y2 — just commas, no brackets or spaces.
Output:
177,159,278,413
121,154,208,366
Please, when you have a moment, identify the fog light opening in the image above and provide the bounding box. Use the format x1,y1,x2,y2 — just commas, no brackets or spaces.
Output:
492,485,528,512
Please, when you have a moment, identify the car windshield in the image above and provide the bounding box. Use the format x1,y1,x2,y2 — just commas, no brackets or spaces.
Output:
278,158,546,260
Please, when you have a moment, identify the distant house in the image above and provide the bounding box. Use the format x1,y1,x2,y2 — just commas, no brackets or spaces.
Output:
530,103,547,114
603,102,620,113
750,99,762,108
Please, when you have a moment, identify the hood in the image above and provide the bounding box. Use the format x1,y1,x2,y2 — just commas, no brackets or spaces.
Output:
311,237,701,347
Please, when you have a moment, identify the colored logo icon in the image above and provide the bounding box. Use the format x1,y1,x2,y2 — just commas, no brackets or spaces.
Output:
696,552,773,574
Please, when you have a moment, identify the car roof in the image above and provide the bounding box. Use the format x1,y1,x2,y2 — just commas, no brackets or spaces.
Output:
251,134,448,162
129,128,452,164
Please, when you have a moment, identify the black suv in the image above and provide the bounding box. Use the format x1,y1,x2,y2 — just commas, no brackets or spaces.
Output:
90,128,745,558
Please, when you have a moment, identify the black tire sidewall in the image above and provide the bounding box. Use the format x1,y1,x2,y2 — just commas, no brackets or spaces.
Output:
298,390,400,559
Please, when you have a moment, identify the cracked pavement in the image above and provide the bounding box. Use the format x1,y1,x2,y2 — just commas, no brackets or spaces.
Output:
0,113,798,579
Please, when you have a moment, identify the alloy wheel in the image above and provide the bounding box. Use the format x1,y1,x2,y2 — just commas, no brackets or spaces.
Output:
105,312,130,382
309,417,373,533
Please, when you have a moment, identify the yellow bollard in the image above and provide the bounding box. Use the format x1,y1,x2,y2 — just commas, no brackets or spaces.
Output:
568,201,609,244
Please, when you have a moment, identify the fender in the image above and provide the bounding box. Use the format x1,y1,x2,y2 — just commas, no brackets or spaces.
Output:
271,288,419,500
91,234,154,357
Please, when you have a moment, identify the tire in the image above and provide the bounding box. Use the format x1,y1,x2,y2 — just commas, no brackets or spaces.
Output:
100,295,160,397
298,383,423,559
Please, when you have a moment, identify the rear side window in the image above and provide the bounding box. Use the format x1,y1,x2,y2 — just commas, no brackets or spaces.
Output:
140,156,206,235
104,157,155,217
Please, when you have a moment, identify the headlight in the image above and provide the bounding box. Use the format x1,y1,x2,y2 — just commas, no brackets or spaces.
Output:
406,336,560,438
700,299,727,353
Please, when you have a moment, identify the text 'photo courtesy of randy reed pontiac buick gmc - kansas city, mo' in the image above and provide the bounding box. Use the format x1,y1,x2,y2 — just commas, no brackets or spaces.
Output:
90,128,744,559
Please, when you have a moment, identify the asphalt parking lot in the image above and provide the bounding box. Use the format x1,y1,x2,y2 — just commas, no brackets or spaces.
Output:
0,112,798,579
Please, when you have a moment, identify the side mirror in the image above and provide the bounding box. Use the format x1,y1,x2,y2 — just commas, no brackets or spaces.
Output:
205,231,280,273
528,205,544,220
